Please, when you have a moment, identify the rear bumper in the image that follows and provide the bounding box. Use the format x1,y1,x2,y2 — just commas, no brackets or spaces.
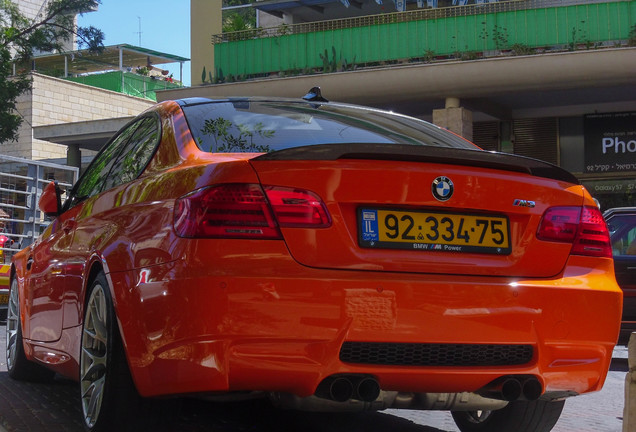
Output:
109,245,622,399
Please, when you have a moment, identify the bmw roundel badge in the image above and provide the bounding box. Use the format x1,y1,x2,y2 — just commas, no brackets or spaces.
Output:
432,176,454,201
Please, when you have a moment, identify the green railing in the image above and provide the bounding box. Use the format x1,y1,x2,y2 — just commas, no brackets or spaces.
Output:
212,0,636,80
65,71,183,101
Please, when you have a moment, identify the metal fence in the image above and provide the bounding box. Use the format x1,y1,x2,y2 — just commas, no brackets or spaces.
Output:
213,0,630,43
0,155,78,263
212,0,636,78
65,71,183,102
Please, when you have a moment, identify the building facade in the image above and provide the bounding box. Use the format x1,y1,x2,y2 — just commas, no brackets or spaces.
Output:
11,73,154,163
5,2,187,167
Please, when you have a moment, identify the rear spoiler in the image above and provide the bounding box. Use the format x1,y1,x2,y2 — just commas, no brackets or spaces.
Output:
254,143,579,185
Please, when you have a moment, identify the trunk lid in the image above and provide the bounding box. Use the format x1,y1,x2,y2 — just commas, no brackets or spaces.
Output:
250,144,584,278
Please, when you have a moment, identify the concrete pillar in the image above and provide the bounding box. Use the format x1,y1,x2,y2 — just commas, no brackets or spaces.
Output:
67,145,81,170
191,0,223,86
624,333,636,432
432,97,473,142
445,97,460,109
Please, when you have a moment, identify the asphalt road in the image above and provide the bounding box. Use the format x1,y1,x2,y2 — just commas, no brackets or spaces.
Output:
0,322,626,431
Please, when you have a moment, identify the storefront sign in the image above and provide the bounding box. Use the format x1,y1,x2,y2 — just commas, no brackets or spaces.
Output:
583,179,636,195
584,112,636,173
581,178,636,210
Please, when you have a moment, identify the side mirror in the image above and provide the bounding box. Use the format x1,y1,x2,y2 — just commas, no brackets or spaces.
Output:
39,181,62,217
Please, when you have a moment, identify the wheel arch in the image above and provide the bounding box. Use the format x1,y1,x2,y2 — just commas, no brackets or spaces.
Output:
9,257,30,346
81,258,144,394
82,259,105,310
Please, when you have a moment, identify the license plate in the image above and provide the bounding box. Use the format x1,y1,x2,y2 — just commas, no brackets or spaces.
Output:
359,208,511,255
0,293,8,305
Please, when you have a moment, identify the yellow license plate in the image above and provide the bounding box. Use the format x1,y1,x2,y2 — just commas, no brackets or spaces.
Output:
0,293,8,305
359,208,510,255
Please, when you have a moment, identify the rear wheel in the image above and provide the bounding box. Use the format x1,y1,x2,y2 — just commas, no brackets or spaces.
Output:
80,272,141,432
6,277,55,381
451,399,565,432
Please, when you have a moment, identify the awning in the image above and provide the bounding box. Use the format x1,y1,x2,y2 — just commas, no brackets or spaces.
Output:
30,44,189,80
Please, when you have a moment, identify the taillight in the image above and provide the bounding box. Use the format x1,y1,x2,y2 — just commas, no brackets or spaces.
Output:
264,186,331,228
174,184,331,239
537,206,611,258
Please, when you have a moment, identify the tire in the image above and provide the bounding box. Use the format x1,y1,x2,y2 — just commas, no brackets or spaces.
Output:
80,272,142,432
5,277,55,382
451,399,566,432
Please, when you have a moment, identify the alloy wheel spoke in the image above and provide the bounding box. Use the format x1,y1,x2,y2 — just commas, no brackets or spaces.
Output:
6,281,20,368
80,284,110,427
80,347,107,380
81,377,105,426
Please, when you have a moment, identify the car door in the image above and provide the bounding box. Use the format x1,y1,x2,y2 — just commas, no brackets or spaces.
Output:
26,120,143,341
61,115,162,330
25,206,78,342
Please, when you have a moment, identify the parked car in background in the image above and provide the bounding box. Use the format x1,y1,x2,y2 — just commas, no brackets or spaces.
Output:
5,91,622,432
0,219,13,322
604,207,636,344
0,268,7,322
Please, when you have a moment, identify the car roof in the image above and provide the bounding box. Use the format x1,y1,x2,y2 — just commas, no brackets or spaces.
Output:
603,207,636,218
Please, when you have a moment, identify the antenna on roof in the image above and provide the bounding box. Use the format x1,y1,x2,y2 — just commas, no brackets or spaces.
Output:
302,87,328,103
135,16,142,46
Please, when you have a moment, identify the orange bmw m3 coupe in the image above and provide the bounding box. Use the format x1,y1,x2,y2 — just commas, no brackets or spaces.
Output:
5,93,621,432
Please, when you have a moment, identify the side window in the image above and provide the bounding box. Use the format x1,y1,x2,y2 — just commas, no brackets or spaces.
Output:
71,121,141,203
619,226,636,256
102,116,161,191
610,215,636,256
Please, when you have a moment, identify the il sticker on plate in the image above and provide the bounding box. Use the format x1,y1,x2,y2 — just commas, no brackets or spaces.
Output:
360,209,379,242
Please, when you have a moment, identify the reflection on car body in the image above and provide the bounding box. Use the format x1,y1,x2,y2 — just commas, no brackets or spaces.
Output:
5,93,622,432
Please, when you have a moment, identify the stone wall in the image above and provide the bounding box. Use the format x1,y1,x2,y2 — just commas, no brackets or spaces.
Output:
6,73,154,161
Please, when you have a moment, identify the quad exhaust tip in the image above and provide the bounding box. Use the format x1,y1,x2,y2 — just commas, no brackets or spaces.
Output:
316,375,381,402
481,375,543,402
315,374,541,404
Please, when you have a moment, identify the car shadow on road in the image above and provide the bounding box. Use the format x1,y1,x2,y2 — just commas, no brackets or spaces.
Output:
610,357,628,373
0,372,452,432
177,397,455,432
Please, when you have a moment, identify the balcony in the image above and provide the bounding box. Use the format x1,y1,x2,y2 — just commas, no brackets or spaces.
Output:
211,0,636,82
65,70,183,101
28,44,189,102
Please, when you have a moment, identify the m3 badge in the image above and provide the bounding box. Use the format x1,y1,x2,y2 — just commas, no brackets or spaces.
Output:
513,199,536,208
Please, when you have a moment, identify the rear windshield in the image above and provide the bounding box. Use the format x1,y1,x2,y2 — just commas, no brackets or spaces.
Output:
181,100,478,153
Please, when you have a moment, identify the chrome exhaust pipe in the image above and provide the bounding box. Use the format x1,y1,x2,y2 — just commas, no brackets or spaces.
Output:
315,376,355,402
522,377,543,401
355,377,381,402
500,378,523,401
329,377,355,402
315,375,380,402
479,377,522,401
